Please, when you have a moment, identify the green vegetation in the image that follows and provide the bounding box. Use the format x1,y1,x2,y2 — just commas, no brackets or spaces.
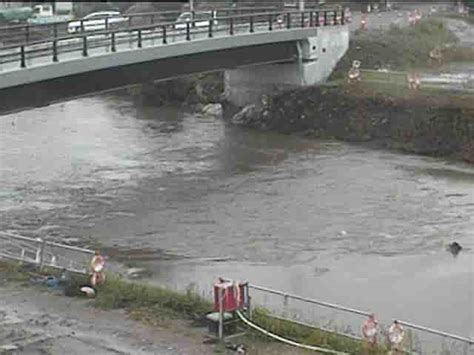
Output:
332,19,465,79
246,308,391,354
94,275,212,319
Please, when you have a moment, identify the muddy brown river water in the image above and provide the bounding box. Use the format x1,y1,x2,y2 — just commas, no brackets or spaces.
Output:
0,93,473,347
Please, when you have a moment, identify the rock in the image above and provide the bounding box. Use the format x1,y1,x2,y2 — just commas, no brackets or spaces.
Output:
125,268,149,279
62,237,80,245
231,105,258,126
447,242,462,256
201,103,223,117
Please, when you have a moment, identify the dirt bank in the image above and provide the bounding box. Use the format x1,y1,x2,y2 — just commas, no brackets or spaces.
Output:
233,84,474,163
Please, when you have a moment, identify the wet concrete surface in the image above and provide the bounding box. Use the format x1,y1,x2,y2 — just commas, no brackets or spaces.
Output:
0,283,212,354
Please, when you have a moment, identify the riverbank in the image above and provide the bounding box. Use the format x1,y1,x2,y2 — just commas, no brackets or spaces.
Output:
0,260,387,354
229,18,474,164
232,83,474,163
135,18,474,166
331,18,471,78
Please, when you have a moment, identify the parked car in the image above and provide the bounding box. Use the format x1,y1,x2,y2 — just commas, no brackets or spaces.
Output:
67,11,128,34
174,11,217,31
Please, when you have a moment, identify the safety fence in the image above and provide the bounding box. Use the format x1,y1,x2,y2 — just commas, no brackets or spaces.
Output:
0,231,94,274
242,282,474,355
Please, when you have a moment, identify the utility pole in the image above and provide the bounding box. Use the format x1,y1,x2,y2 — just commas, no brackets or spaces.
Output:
189,0,194,20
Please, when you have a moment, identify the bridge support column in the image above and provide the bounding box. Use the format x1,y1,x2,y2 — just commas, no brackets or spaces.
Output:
224,26,349,107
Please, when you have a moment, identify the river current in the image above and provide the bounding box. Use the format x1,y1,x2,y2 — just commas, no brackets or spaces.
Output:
0,92,473,340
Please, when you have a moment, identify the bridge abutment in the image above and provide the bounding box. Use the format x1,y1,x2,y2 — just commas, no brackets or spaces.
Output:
224,26,349,107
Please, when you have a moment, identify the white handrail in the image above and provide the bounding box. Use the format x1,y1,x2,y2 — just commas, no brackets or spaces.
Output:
227,279,474,346
236,310,349,354
248,283,371,316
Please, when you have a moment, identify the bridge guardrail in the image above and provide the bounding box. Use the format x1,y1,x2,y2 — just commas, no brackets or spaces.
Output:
241,281,474,354
0,9,346,71
0,7,278,47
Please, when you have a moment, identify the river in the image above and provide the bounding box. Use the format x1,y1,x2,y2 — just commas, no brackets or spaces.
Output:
0,92,473,345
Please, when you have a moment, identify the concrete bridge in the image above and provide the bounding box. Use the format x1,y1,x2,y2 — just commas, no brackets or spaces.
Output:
0,9,349,114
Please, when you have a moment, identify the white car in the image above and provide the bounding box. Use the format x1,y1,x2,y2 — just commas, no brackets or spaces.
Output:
174,11,217,31
67,11,128,34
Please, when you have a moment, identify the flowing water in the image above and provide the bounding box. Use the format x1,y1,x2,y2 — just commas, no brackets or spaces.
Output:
0,93,473,345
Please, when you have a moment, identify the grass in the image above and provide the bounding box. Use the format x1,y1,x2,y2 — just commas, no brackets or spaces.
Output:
94,275,212,319
332,18,464,79
247,308,388,355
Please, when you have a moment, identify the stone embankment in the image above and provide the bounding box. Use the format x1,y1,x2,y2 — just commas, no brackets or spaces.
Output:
230,85,474,163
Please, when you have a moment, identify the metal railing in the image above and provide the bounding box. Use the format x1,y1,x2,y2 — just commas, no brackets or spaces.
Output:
0,231,94,274
0,9,346,72
0,7,278,47
238,281,474,354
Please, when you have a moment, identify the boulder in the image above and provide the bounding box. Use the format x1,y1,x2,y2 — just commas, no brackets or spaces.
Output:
201,103,223,117
231,104,259,126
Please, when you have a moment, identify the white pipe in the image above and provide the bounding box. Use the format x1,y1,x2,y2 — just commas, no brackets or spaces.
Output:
236,310,348,354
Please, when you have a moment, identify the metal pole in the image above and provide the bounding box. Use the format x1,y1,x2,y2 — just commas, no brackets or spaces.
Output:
20,45,26,68
218,287,224,340
39,238,46,271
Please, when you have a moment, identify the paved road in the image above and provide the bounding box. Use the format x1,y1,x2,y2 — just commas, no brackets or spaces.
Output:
349,4,453,32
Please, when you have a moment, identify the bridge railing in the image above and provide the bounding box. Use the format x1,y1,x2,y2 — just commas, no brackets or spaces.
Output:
242,282,474,354
0,7,278,47
0,9,346,71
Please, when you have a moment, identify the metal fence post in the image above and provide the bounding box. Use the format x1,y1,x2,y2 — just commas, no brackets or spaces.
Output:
25,25,29,43
341,9,345,25
20,45,26,68
52,40,58,62
301,12,305,27
333,10,337,25
39,238,46,271
287,13,291,29
230,17,234,35
316,11,320,26
111,32,116,52
137,29,142,48
324,11,328,26
82,36,88,57
162,26,167,44
250,15,254,33
186,21,191,41
105,17,109,31
268,14,273,31
80,19,84,32
218,287,224,340
208,19,213,38
310,11,314,27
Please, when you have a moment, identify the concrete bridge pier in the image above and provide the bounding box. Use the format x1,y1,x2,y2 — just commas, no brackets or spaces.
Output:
224,26,349,107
